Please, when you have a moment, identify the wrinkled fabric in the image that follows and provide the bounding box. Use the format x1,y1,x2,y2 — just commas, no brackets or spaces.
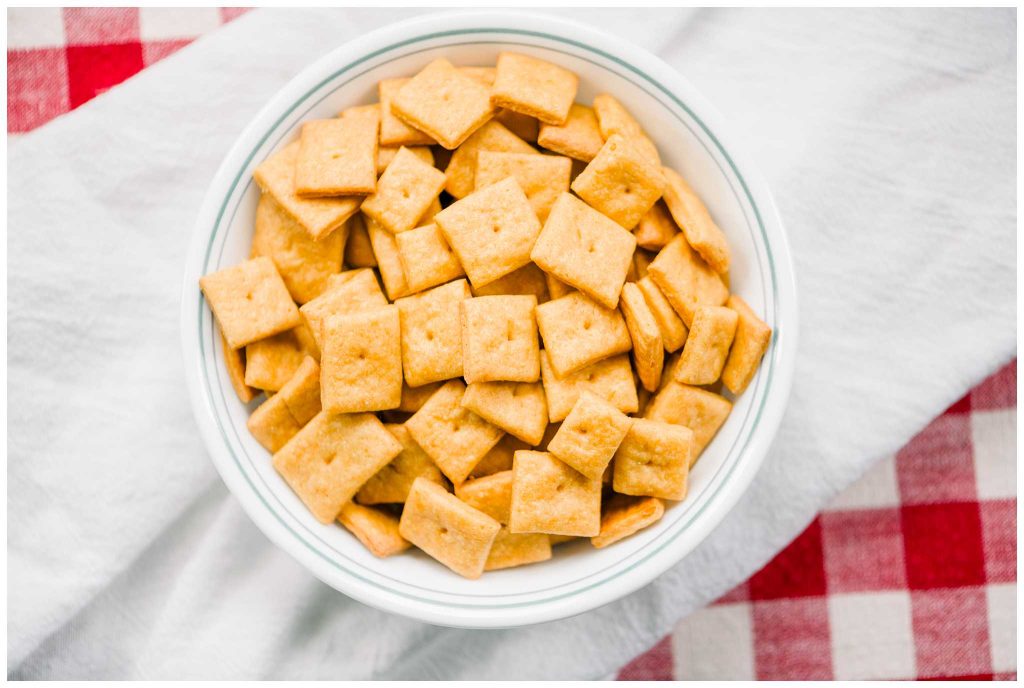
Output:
8,7,1015,680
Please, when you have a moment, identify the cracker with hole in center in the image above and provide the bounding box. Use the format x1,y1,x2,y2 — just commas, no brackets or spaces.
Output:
391,58,496,150
361,146,446,234
643,382,731,463
531,192,637,309
200,256,301,350
456,471,552,570
571,134,666,230
435,177,543,289
647,234,729,327
535,291,632,377
546,392,633,480
295,106,379,197
613,418,692,500
299,267,387,350
460,295,540,384
395,279,471,387
398,477,501,579
378,78,437,147
405,379,505,485
509,450,601,537
273,411,402,523
320,305,402,413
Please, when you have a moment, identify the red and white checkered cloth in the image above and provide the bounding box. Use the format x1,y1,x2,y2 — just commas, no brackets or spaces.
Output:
9,9,1016,681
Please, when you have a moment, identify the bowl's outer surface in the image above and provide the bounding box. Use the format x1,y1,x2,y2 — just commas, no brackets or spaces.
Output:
181,10,798,628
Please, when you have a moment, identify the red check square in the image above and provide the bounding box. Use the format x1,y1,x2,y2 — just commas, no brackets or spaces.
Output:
63,8,140,46
902,502,986,590
821,508,907,592
749,518,827,600
7,47,70,133
911,587,992,678
617,635,673,680
896,413,976,505
971,359,1016,411
752,597,833,679
980,499,1016,583
66,43,145,108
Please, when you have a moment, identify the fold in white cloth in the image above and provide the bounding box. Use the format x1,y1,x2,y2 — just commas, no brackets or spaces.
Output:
8,7,1015,680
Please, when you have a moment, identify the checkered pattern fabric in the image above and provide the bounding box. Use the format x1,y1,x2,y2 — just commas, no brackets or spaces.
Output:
619,361,1017,680
8,9,1016,681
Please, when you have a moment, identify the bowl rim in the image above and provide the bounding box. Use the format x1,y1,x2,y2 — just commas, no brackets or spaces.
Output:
181,9,798,628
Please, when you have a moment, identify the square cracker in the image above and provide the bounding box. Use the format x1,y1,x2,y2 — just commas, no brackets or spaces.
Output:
244,325,317,391
613,418,692,500
661,166,731,274
591,494,665,549
343,214,377,268
320,305,402,413
435,177,543,289
674,305,738,385
377,144,434,175
571,134,666,230
537,103,604,162
592,93,662,167
475,151,571,223
338,503,411,558
254,141,360,240
643,381,732,463
365,216,410,300
721,294,772,395
356,423,445,505
273,411,402,523
491,52,578,125
200,256,301,350
540,351,638,422
471,262,549,303
634,201,679,252
647,234,729,326
530,192,637,308
395,279,471,387
546,391,633,479
299,267,387,349
405,379,505,485
636,276,688,352
391,58,496,150
460,295,540,383
221,332,256,404
252,194,345,305
535,291,632,377
461,381,548,445
295,107,379,197
619,281,664,392
456,470,551,570
247,393,302,454
444,120,536,199
509,450,601,537
378,78,436,147
395,223,465,294
361,146,446,234
398,477,501,579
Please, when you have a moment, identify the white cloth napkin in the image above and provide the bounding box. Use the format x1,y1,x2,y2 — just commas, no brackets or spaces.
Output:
8,8,1015,680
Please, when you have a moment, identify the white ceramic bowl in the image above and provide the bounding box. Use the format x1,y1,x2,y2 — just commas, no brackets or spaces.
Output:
181,10,798,628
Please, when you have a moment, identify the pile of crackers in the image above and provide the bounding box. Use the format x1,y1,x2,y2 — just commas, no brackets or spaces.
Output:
199,53,771,579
